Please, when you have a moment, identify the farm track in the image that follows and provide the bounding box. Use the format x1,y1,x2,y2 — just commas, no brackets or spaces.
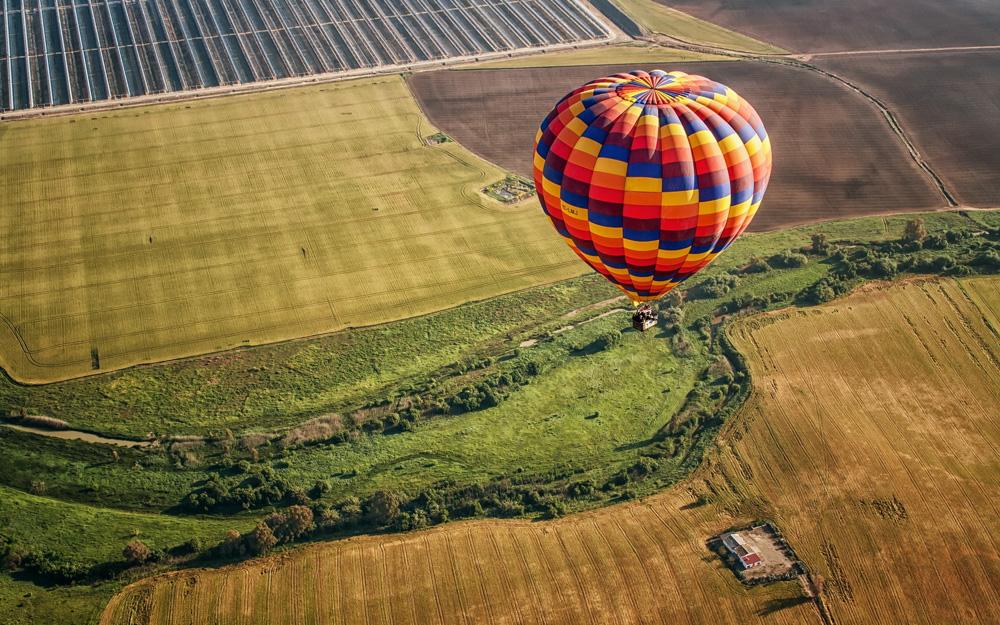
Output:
100,276,1000,625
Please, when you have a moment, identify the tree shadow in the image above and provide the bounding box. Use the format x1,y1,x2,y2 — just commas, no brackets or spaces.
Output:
757,595,812,617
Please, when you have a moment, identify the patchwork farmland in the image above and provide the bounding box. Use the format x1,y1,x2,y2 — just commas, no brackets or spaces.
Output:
99,276,1000,625
0,0,610,112
408,61,945,231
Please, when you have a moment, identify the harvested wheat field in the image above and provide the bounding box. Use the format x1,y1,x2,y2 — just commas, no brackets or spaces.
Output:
100,277,1000,625
712,276,1000,624
0,75,582,383
100,493,810,625
408,61,944,232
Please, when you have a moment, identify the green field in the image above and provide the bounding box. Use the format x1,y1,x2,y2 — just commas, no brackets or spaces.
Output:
0,75,583,383
0,485,250,625
612,0,786,53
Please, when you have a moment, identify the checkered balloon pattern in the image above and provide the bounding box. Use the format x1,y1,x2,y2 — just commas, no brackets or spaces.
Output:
533,70,772,303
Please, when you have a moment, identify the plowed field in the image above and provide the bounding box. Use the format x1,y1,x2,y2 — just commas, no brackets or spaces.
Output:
409,62,944,231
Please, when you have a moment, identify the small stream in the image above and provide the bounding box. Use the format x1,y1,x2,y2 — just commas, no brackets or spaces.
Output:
1,423,154,448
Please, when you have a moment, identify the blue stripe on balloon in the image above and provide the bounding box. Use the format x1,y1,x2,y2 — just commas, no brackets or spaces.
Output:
598,144,630,162
626,161,660,177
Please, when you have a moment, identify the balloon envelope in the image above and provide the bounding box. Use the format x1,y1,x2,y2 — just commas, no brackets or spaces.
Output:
533,70,772,302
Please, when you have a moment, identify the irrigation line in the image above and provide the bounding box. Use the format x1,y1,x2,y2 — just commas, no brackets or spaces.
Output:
102,0,133,96
135,0,169,92
85,0,112,98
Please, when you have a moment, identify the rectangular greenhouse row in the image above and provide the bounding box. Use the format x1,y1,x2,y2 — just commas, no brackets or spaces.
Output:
0,0,610,111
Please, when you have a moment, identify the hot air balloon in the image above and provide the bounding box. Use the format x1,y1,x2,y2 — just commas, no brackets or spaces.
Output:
533,70,772,331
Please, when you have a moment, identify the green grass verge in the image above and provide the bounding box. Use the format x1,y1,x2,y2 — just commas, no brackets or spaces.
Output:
0,485,246,565
0,576,113,625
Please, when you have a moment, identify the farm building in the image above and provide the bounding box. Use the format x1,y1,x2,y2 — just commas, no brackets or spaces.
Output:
721,532,763,569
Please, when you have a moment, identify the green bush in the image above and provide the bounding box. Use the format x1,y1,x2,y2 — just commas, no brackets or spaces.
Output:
593,330,622,351
771,250,809,268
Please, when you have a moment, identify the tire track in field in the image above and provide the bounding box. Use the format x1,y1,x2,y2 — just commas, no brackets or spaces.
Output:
586,518,649,625
503,528,551,625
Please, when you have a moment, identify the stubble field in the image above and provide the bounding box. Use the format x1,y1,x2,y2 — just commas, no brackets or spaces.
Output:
0,75,584,383
409,61,944,231
99,275,1000,625
714,276,1000,624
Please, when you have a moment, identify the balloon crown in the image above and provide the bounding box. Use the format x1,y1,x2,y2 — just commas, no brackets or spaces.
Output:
613,72,691,106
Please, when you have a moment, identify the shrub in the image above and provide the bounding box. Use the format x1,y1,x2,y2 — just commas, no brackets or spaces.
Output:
798,281,838,305
810,233,831,255
629,457,659,476
543,500,568,519
868,258,898,278
495,499,526,518
310,480,331,499
365,491,401,526
568,479,596,498
123,540,152,566
593,330,622,351
658,306,685,330
922,234,948,249
265,505,315,542
971,250,1000,268
742,256,771,273
179,537,202,555
246,523,278,556
930,255,955,271
771,251,809,268
692,275,740,299
339,496,362,518
945,229,969,244
902,218,928,243
20,551,90,584
671,334,694,357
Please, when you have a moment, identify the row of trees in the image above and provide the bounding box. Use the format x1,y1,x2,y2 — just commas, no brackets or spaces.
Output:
798,220,999,305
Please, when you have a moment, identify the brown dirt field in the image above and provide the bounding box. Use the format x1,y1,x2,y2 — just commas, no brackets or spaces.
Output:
818,50,1000,208
408,62,944,231
101,276,1000,625
660,0,1000,53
